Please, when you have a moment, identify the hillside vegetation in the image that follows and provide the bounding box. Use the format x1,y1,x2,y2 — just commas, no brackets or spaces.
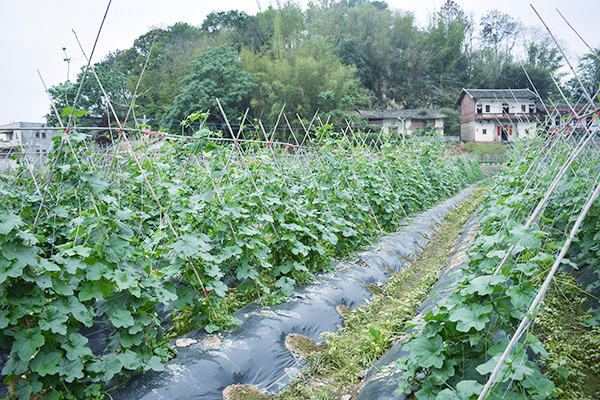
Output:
46,0,599,131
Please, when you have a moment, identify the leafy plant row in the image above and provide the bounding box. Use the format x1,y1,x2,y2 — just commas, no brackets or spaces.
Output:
395,139,600,399
0,129,482,399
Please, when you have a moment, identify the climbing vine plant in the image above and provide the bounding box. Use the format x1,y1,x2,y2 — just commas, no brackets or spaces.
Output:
395,139,600,399
0,125,482,399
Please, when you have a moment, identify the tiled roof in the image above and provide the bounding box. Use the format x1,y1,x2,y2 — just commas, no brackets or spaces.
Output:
356,109,447,120
458,88,538,105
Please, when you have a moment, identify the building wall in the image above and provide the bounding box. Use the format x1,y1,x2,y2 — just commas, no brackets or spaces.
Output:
460,93,538,142
376,117,444,136
471,121,497,142
474,99,536,115
460,95,476,123
0,122,56,163
408,120,426,132
461,121,476,142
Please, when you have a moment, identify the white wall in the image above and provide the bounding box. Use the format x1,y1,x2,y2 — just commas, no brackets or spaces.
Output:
475,99,536,115
473,121,497,142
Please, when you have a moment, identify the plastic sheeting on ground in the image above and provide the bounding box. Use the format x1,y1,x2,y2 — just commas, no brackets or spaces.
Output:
112,187,476,400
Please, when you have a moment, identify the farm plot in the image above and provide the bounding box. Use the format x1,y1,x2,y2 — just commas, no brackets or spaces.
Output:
0,121,482,399
389,126,600,399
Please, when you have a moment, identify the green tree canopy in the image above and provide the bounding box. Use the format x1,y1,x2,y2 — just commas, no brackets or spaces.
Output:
162,45,256,132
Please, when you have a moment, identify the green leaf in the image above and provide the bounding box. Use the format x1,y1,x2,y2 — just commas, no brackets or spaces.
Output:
1,355,28,376
62,256,87,274
14,327,45,361
110,309,135,328
81,172,109,194
0,258,25,284
171,233,212,258
13,375,43,400
120,331,144,347
104,234,134,263
30,350,62,377
522,368,555,397
508,226,542,249
39,307,69,335
61,333,93,361
407,335,445,369
2,242,38,266
436,380,483,400
462,275,506,296
38,258,60,272
51,277,73,296
0,212,22,235
85,261,108,280
78,280,109,301
119,350,142,370
476,354,506,376
275,276,295,296
0,310,8,329
112,269,138,290
63,245,92,258
207,279,228,297
237,264,259,280
449,304,493,332
58,357,84,382
102,353,123,380
145,355,165,372
514,263,538,276
507,280,534,309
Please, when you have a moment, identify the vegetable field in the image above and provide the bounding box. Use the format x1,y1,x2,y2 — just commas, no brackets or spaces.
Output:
395,131,600,398
0,121,482,399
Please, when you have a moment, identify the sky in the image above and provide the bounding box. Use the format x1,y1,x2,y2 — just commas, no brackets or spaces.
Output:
0,0,598,125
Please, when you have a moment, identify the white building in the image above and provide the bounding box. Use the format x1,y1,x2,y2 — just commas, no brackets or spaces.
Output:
0,122,57,169
457,89,539,143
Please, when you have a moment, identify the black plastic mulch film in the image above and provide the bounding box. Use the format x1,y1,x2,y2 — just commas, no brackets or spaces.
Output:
113,187,476,400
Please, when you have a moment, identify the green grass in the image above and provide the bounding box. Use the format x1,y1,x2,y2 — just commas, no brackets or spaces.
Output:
465,142,507,156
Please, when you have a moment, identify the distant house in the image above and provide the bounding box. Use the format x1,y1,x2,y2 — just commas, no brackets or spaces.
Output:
457,89,539,143
543,103,600,135
356,109,447,137
0,122,56,168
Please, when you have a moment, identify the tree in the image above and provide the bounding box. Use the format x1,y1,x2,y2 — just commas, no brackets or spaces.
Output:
162,45,256,132
567,47,600,103
480,10,521,61
497,35,563,100
125,23,211,123
422,0,470,105
47,51,131,127
241,40,369,123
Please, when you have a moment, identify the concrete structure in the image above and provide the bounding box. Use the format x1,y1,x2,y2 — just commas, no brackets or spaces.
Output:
356,109,447,137
0,122,57,169
543,103,600,135
457,89,539,143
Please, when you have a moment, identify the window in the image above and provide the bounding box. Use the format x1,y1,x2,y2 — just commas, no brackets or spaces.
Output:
529,104,535,113
485,105,490,113
388,126,399,134
521,105,526,112
476,104,482,114
502,103,509,114
482,129,487,134
41,132,46,139
35,132,40,138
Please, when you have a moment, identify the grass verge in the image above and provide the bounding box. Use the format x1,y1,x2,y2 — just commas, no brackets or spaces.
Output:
535,273,600,398
465,143,507,156
272,186,487,399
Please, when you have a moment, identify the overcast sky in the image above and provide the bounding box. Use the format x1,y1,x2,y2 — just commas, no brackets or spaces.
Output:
1,0,597,125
